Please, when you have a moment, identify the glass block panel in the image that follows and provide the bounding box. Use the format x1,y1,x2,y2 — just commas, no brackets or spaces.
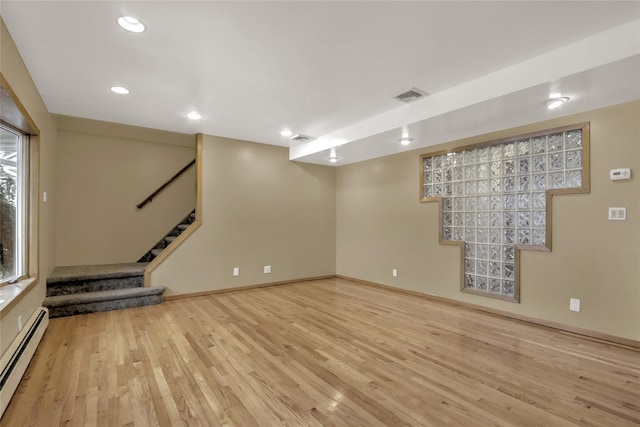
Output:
453,181,464,196
565,130,582,149
477,147,489,162
465,227,476,242
443,212,452,227
465,274,475,289
490,145,502,161
443,197,452,211
465,197,476,211
433,155,443,169
434,184,443,196
490,212,501,228
518,176,530,191
518,211,530,228
565,150,582,169
532,137,546,154
465,181,477,195
443,183,452,197
465,243,476,258
533,174,546,190
465,212,476,227
489,245,501,261
464,165,475,180
503,263,514,279
504,143,515,159
503,177,515,192
477,212,489,227
490,195,501,210
489,228,501,244
443,168,452,182
465,258,475,273
477,276,488,291
477,180,489,194
433,169,442,183
566,170,582,188
491,162,501,177
549,172,564,189
463,150,476,165
503,211,516,227
424,171,432,184
549,153,563,171
533,155,546,172
503,160,515,175
424,185,433,198
477,260,488,275
503,280,514,296
518,193,530,209
533,211,545,228
518,229,530,245
533,229,546,246
533,192,546,209
503,246,514,262
477,244,488,260
489,261,501,277
548,133,563,151
477,228,488,243
454,212,463,226
453,166,464,181
477,164,489,179
503,194,515,210
517,139,530,156
518,158,530,174
477,196,489,211
453,197,465,211
423,157,432,170
503,228,515,244
443,227,452,240
453,227,464,241
489,278,502,293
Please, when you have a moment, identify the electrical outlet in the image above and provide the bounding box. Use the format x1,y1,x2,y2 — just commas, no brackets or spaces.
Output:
233,267,239,276
392,269,397,277
569,298,581,312
264,265,271,274
608,207,626,221
18,315,23,332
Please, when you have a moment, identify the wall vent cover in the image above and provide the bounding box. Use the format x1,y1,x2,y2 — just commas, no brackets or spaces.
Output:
289,134,314,142
394,87,428,103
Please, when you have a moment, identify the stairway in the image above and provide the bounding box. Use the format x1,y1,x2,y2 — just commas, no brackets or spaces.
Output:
138,210,196,262
43,263,166,318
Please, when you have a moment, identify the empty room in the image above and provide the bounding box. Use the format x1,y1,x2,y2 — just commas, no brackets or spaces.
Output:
1,2,639,426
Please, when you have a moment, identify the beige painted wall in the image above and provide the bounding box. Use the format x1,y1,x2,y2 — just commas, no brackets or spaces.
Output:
55,116,196,266
337,101,640,341
1,19,57,356
150,135,336,296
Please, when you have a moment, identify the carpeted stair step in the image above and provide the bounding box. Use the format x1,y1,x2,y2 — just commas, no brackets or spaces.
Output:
177,224,189,231
43,286,166,318
164,236,177,244
46,263,147,297
151,248,164,258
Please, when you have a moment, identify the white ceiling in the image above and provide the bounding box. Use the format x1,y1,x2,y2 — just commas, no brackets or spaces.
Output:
2,1,639,166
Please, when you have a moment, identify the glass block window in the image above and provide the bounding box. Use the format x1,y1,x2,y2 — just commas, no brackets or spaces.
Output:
420,124,589,302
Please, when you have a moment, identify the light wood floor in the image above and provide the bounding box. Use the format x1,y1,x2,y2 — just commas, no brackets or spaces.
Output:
2,278,639,426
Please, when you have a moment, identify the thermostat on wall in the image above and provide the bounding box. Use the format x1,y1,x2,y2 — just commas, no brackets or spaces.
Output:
610,168,631,181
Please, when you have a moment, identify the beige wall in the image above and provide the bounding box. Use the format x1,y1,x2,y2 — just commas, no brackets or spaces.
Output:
1,19,57,356
337,101,640,341
55,116,196,266
150,135,336,296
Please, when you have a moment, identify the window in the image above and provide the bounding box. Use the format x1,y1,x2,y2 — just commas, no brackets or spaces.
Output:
0,123,28,285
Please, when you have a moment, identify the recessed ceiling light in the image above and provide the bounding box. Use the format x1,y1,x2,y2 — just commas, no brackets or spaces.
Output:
280,129,293,137
329,148,338,163
399,137,413,146
117,16,146,33
187,111,202,120
545,97,570,110
110,86,130,95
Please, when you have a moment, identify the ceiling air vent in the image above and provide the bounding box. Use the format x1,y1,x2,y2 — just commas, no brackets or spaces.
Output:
393,87,428,103
289,134,314,142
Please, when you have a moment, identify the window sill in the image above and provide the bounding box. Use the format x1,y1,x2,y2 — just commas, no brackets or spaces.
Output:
0,277,38,319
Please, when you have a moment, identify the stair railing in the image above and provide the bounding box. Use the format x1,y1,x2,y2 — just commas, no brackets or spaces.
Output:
136,159,196,209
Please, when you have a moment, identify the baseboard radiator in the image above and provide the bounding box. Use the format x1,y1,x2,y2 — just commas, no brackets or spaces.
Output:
0,307,49,417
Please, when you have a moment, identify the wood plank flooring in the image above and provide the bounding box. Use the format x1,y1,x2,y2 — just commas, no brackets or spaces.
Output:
2,278,639,426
